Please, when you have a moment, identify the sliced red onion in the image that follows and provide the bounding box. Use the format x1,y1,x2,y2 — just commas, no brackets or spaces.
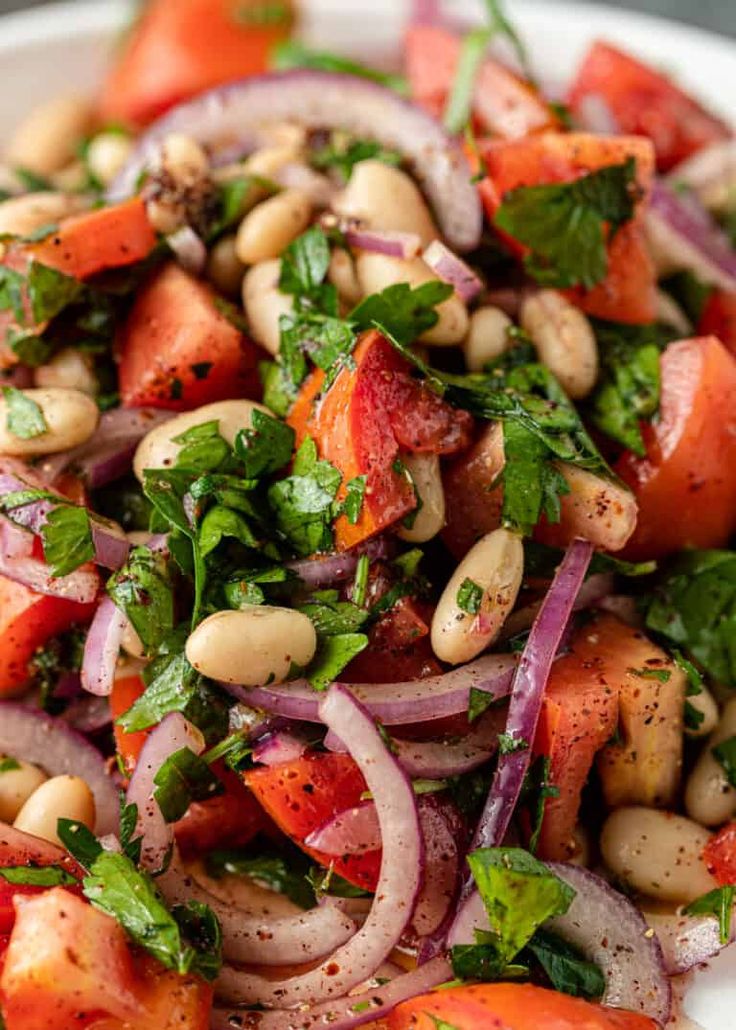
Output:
345,228,422,259
166,225,207,275
285,537,390,591
252,728,308,766
159,858,357,966
470,539,593,852
0,703,118,835
211,956,452,1030
647,179,736,291
423,240,482,302
108,71,482,252
126,713,203,872
0,515,98,604
669,140,736,212
216,684,423,1009
80,596,128,697
645,908,736,975
225,653,516,726
90,521,130,571
62,694,112,734
306,801,380,856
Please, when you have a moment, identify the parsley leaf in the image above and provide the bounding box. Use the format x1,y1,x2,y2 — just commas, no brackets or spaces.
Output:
233,410,295,479
342,475,367,525
2,386,47,439
205,849,315,910
444,27,493,134
107,547,174,655
494,159,639,289
41,505,94,577
311,135,402,181
272,40,407,94
457,578,484,615
685,886,735,945
153,748,223,823
306,632,368,691
267,436,342,556
352,280,453,346
525,928,605,999
519,754,560,855
0,865,76,887
0,757,20,773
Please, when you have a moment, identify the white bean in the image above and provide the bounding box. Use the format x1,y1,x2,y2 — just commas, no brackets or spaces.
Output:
146,133,211,234
243,142,304,180
34,347,97,396
242,259,294,356
133,398,269,482
0,192,85,237
556,464,639,553
13,775,96,846
333,160,438,247
85,132,133,187
600,807,717,904
6,95,93,176
185,605,317,686
397,453,446,544
0,758,47,823
431,527,524,665
207,235,245,297
328,248,362,307
156,133,209,184
685,697,736,826
463,306,514,372
684,684,719,739
235,189,312,265
356,253,468,346
0,388,98,457
520,290,599,399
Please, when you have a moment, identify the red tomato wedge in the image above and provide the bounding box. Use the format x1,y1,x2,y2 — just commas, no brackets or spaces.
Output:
389,982,658,1030
244,753,381,892
616,335,736,560
0,826,83,936
287,329,472,550
0,576,96,696
477,131,657,324
118,262,262,410
405,23,557,137
98,0,294,127
704,823,736,886
569,40,732,172
174,763,267,860
698,289,736,355
87,957,213,1030
110,674,149,776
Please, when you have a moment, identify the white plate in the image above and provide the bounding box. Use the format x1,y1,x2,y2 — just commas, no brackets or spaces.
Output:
0,1,734,1027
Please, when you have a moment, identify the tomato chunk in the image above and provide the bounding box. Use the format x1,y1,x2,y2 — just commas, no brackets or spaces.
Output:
98,0,294,127
174,763,266,859
87,956,212,1030
698,289,736,355
405,23,557,137
616,336,736,560
244,753,381,891
0,576,96,696
0,824,84,936
477,132,657,324
569,41,732,172
703,823,736,886
110,675,149,776
287,329,473,550
389,982,658,1029
118,262,262,410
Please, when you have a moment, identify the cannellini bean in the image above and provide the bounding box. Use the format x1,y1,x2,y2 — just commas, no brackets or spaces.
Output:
185,605,317,686
0,758,47,823
684,684,719,739
333,160,438,247
156,133,209,184
463,306,514,372
0,192,85,237
556,464,639,553
328,248,362,307
207,235,246,297
34,347,97,396
0,388,98,457
85,131,133,187
431,527,524,665
235,189,312,265
600,807,717,904
146,133,211,234
6,95,93,176
13,775,96,846
244,142,304,180
133,398,269,482
397,453,446,544
685,697,736,825
242,259,294,356
520,290,598,399
356,252,468,346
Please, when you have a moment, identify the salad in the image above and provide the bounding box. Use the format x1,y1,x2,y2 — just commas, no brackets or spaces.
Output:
0,0,735,1028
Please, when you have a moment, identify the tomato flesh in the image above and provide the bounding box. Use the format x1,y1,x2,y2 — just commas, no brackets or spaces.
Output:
703,823,736,886
698,289,736,355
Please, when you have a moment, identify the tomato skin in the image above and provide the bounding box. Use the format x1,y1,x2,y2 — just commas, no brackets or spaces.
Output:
0,576,96,696
389,982,658,1030
98,0,294,127
287,329,473,550
703,823,736,886
569,41,731,172
698,289,736,355
174,763,266,859
118,262,262,410
0,823,85,937
110,675,149,776
244,753,381,891
616,336,736,560
477,132,657,324
405,23,557,137
86,957,212,1030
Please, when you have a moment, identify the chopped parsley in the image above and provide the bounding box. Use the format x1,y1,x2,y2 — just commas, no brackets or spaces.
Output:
41,505,94,577
444,27,494,134
153,747,224,823
0,757,20,773
311,135,402,181
2,386,47,439
685,886,735,945
107,547,175,655
457,578,484,615
524,928,605,999
0,865,76,887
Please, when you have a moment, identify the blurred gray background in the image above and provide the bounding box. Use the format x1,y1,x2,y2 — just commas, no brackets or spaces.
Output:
0,0,733,37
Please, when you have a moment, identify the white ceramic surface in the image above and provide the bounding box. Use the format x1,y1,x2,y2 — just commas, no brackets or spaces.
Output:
0,1,734,1026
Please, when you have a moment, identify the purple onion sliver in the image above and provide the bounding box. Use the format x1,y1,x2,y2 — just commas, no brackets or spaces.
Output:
345,227,422,259
90,522,131,571
62,694,113,734
0,515,98,604
252,728,309,766
646,908,736,975
423,239,482,302
166,225,207,275
80,596,128,697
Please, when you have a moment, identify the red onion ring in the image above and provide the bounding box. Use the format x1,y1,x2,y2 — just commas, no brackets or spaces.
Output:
80,596,128,697
107,71,482,252
668,140,736,211
285,537,390,591
216,684,423,1009
224,653,516,726
0,703,118,835
126,713,204,872
166,225,207,275
252,728,308,766
345,228,422,259
645,908,736,975
422,240,482,302
470,539,593,852
61,694,112,734
211,956,452,1030
0,514,98,604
